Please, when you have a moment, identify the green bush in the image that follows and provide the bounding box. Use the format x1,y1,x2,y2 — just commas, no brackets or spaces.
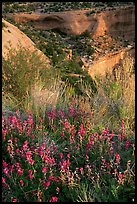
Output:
81,30,92,38
2,45,50,107
86,10,96,16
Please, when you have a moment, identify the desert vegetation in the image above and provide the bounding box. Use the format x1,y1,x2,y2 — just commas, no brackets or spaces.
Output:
2,45,135,202
2,2,134,14
2,2,135,202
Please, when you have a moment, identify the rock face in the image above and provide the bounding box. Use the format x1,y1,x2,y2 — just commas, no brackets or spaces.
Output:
96,6,135,41
9,5,135,40
88,47,135,79
2,18,50,65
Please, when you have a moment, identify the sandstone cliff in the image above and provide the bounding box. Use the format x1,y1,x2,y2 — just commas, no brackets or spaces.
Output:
2,18,50,65
8,5,135,41
88,46,135,79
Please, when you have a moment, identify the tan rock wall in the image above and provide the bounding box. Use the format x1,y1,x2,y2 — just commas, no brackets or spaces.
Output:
88,47,135,79
2,19,50,65
9,6,135,40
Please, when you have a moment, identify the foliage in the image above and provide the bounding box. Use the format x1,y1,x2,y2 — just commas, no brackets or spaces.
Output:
86,10,96,17
2,106,135,202
2,2,36,13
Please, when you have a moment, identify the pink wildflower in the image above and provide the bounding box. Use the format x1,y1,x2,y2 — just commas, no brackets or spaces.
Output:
49,196,58,202
11,197,17,202
64,120,70,129
3,160,8,167
3,168,9,175
26,151,32,157
109,130,114,140
67,154,70,159
28,170,34,179
42,167,48,173
125,140,131,149
44,155,50,162
56,187,60,194
69,105,75,116
118,172,124,184
24,140,28,146
39,151,44,157
27,129,31,136
28,158,35,165
102,127,109,135
115,152,120,164
22,140,28,150
19,179,24,186
23,120,27,131
66,159,70,166
78,124,86,137
59,153,63,159
15,162,21,168
27,115,33,126
61,131,65,138
43,181,50,187
48,176,59,182
15,148,20,153
59,108,64,118
79,167,84,175
3,183,8,188
15,109,20,116
9,165,14,173
2,177,6,183
17,168,24,176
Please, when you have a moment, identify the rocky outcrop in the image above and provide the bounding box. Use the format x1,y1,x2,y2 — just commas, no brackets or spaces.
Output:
8,10,92,35
8,5,135,40
88,46,135,79
2,18,50,65
94,6,135,41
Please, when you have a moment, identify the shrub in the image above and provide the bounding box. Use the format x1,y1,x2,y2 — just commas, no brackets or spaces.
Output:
2,45,50,108
81,30,92,38
86,10,96,16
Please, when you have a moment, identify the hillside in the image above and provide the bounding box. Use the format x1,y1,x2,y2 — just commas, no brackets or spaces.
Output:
3,2,135,78
8,5,135,40
2,19,50,65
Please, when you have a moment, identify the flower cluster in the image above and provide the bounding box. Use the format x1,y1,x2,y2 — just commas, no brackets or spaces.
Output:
2,108,135,202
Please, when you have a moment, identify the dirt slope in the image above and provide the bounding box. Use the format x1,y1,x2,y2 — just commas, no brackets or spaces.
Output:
2,18,50,65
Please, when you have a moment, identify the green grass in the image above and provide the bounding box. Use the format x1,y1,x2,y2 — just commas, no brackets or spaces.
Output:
2,46,135,135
